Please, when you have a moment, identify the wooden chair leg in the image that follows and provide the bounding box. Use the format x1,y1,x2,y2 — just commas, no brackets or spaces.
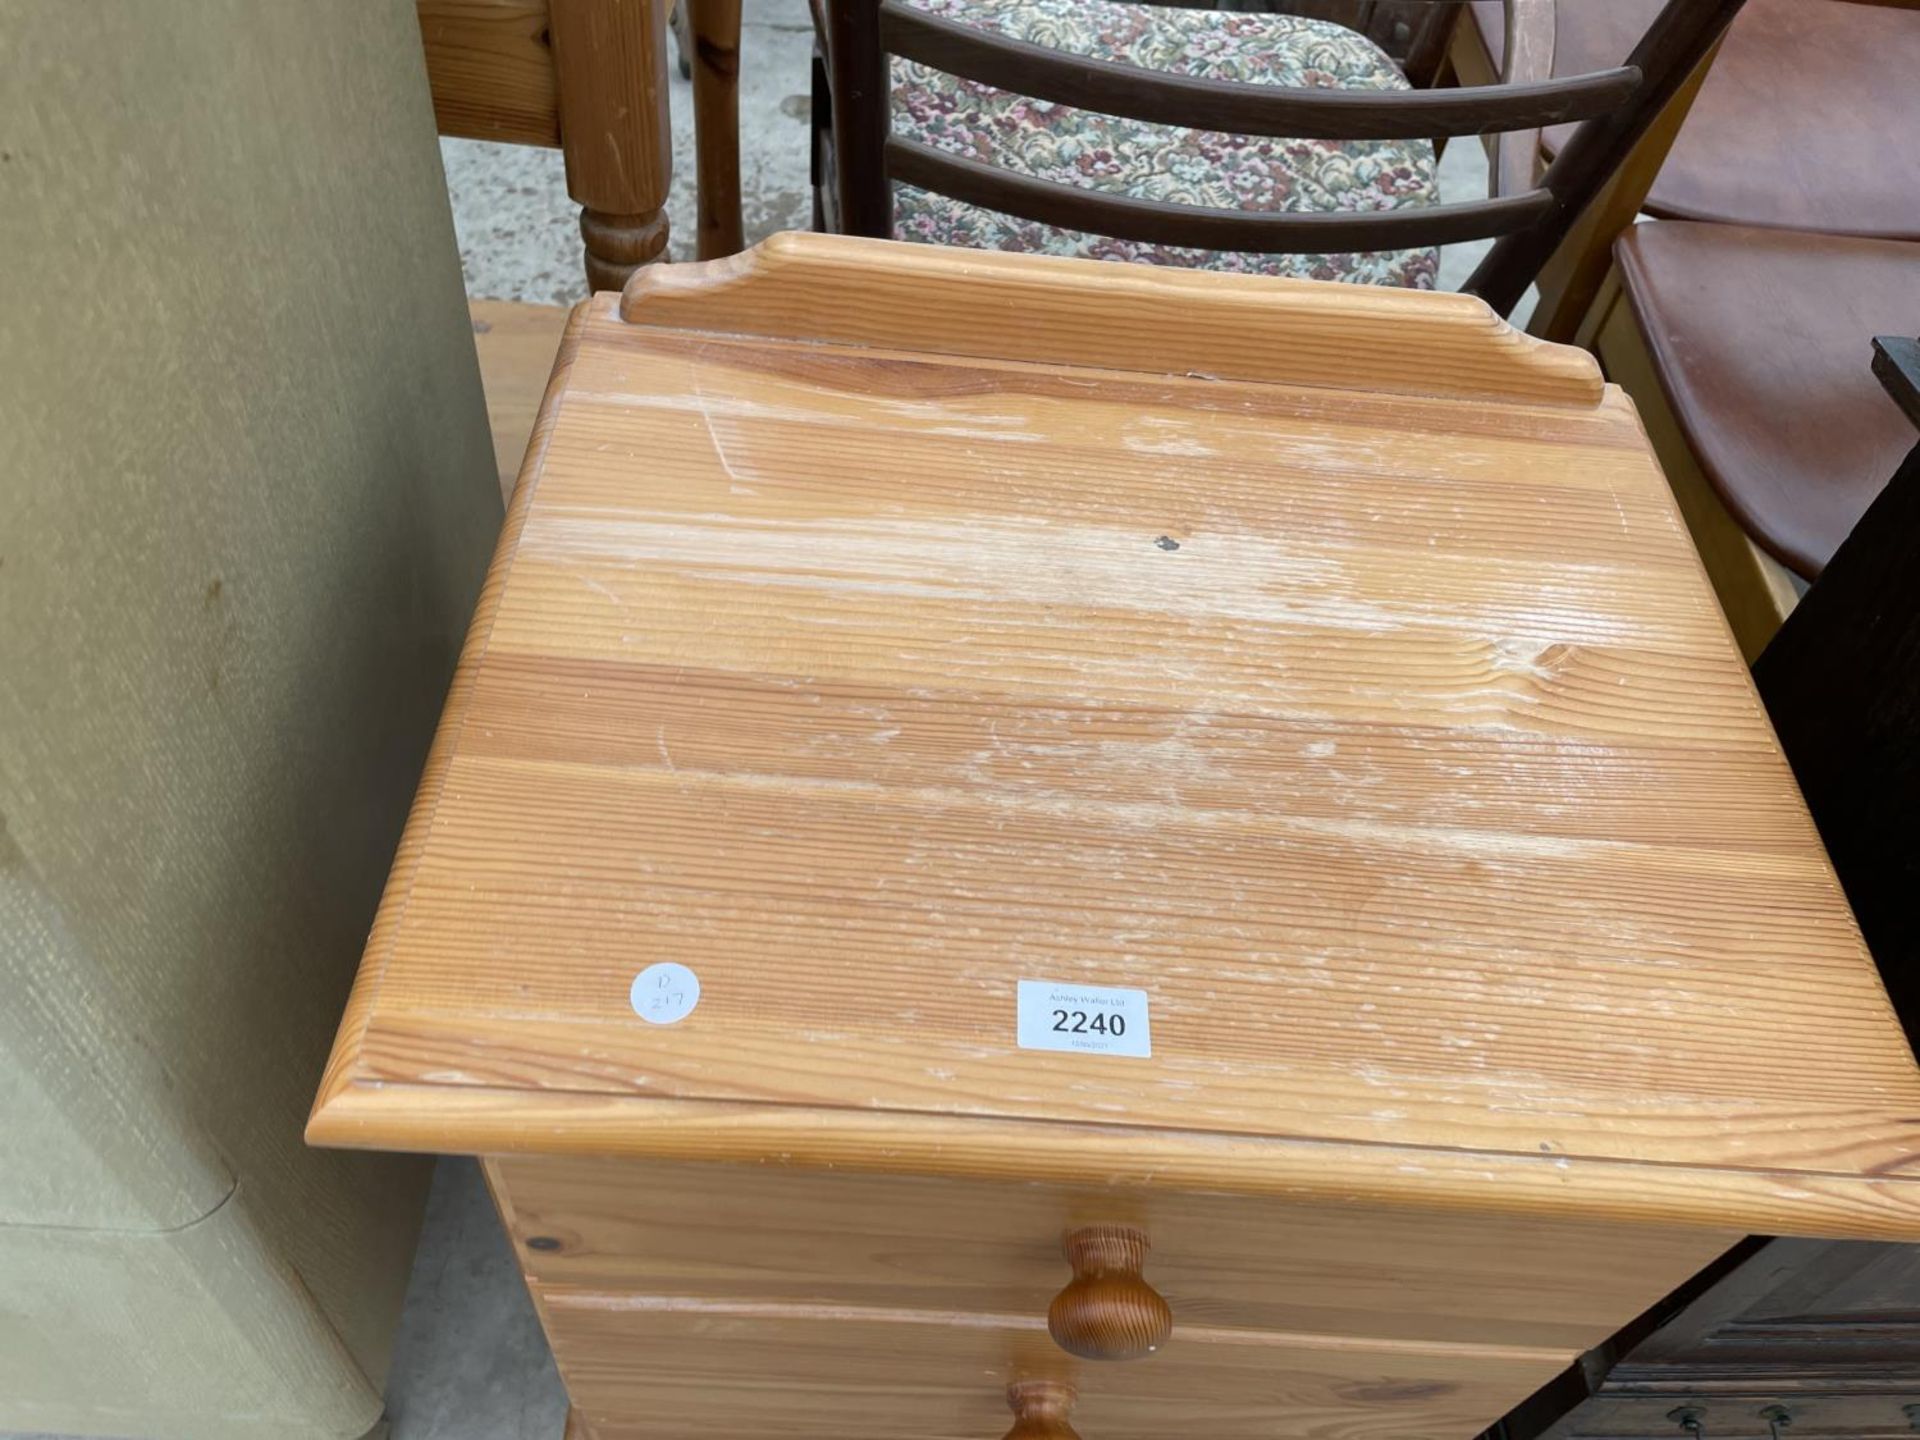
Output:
811,43,836,233
670,0,693,77
550,0,673,291
825,0,892,238
1442,4,1499,166
1401,2,1462,90
689,0,745,259
1424,13,1461,159
1525,35,1721,343
1582,268,1800,661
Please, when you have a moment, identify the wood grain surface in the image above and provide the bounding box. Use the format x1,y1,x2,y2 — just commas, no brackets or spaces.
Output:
620,233,1604,404
487,1155,1737,1355
540,1291,1566,1440
416,0,562,146
310,236,1920,1240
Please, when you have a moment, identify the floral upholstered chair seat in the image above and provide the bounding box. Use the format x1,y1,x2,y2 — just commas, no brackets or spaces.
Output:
892,0,1441,287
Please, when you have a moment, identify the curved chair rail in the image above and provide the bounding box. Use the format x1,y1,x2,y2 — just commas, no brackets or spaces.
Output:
879,0,1642,140
888,137,1554,252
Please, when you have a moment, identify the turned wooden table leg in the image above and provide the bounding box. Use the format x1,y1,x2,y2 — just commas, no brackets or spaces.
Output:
689,0,744,259
549,0,673,291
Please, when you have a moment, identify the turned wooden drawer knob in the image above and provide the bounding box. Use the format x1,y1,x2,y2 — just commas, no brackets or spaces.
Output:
1003,1380,1081,1440
1046,1225,1173,1360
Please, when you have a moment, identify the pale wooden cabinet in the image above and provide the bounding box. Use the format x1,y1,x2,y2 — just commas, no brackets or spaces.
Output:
309,236,1920,1440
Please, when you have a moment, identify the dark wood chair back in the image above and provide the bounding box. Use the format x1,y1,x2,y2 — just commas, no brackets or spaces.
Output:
1754,336,1920,1050
819,0,1746,316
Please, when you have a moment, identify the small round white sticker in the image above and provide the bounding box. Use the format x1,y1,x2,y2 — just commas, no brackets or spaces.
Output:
630,962,701,1025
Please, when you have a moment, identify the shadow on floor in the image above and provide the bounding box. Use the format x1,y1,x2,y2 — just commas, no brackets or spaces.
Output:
380,1158,568,1440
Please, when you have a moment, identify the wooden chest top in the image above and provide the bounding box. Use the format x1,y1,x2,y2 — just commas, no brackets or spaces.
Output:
311,235,1920,1239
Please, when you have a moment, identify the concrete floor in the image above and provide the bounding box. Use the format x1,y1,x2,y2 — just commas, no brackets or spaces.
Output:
2,17,1537,1440
377,1160,569,1440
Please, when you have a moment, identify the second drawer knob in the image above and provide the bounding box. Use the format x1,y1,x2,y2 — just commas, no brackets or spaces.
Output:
1047,1225,1173,1361
1003,1380,1080,1440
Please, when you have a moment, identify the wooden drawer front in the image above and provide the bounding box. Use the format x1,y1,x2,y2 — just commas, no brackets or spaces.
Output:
490,1155,1737,1355
545,1292,1563,1440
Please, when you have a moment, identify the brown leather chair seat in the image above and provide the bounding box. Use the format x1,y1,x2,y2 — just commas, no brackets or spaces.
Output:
1472,0,1920,239
1615,222,1920,578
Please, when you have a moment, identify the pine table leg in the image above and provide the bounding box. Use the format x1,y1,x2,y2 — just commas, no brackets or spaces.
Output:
550,0,673,290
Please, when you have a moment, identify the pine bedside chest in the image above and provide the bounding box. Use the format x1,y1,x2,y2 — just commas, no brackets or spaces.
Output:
309,235,1920,1440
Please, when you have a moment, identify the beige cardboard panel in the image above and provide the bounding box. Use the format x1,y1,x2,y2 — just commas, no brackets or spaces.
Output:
1,0,502,1433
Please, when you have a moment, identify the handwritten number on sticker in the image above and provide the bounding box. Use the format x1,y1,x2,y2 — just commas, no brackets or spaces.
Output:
630,962,701,1025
